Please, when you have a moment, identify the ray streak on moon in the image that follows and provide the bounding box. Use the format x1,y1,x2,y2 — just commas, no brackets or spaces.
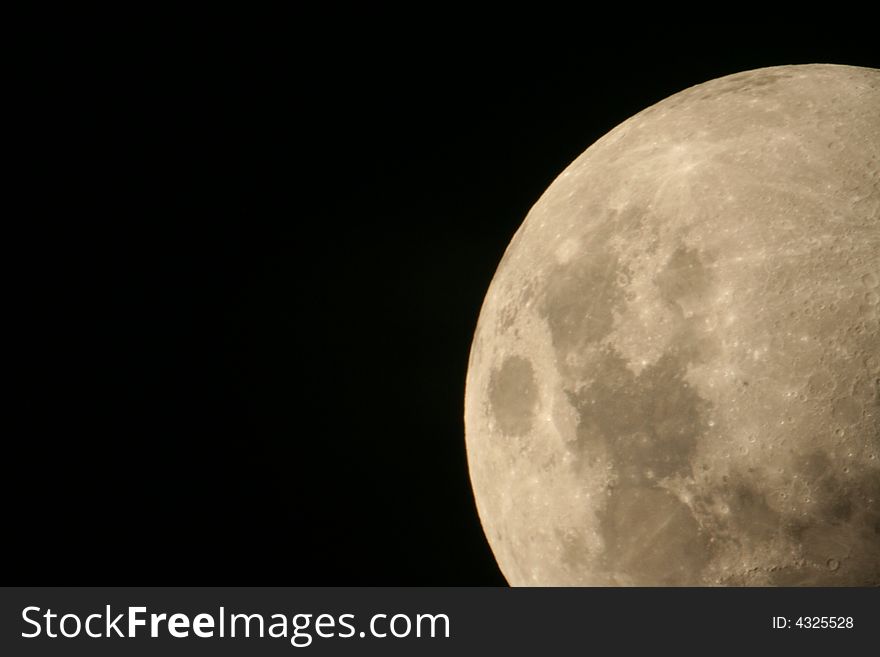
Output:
465,65,880,586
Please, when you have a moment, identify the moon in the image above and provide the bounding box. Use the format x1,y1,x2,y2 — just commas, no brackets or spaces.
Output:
464,64,880,586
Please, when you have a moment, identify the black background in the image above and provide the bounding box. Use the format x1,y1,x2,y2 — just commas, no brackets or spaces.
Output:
10,19,879,585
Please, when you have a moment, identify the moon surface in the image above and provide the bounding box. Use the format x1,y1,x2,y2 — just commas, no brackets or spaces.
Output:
464,64,880,586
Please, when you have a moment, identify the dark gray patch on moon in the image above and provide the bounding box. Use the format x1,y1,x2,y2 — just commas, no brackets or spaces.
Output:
793,450,874,529
798,451,855,525
778,453,880,584
654,245,721,364
568,347,713,583
655,245,715,313
599,486,709,585
696,471,782,545
538,250,626,356
548,240,717,580
488,356,538,436
571,349,710,483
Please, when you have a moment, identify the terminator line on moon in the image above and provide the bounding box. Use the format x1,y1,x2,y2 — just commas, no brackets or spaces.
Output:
464,65,880,586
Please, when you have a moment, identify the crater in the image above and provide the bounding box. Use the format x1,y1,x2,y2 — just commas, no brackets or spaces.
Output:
488,356,539,436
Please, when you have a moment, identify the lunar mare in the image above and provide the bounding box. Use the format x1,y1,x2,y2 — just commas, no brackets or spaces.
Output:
464,65,880,586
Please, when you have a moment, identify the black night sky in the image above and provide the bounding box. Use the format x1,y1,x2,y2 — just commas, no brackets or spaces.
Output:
11,20,878,585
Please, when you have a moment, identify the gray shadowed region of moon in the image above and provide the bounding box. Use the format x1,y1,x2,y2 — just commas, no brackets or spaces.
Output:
464,64,880,586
